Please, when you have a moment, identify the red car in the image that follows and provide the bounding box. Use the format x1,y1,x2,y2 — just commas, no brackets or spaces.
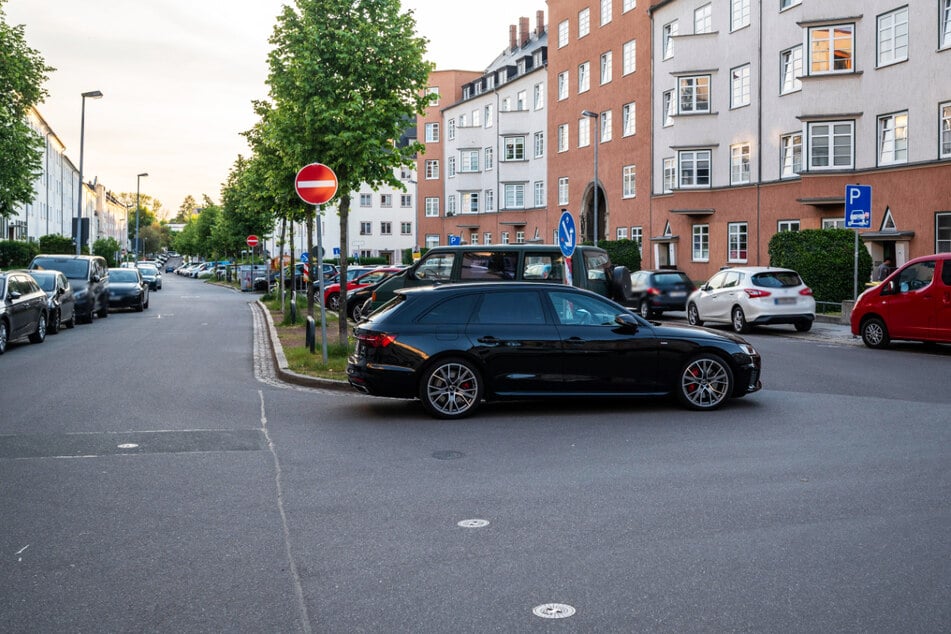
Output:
323,267,402,311
851,253,951,348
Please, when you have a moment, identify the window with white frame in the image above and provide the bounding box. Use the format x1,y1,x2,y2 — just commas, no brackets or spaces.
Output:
731,0,750,31
472,108,481,127
695,4,712,34
425,122,439,142
503,136,526,161
487,75,496,90
623,40,637,75
425,160,439,179
679,75,711,113
878,111,908,165
679,149,711,187
601,51,613,84
360,221,372,235
941,102,951,158
516,90,527,111
425,197,439,217
780,45,803,94
878,7,908,66
692,224,709,261
578,61,590,92
400,194,412,208
731,64,751,108
601,111,612,142
484,231,492,245
534,83,544,110
943,1,951,49
380,194,392,207
500,98,511,112
485,103,494,127
622,103,636,136
485,147,494,170
808,121,854,169
601,0,612,25
663,21,678,59
578,117,591,147
501,231,510,245
380,221,392,235
503,184,525,209
823,218,846,229
460,150,479,172
579,8,590,37
470,232,479,245
401,222,412,235
731,143,752,184
780,0,801,9
534,181,545,207
426,87,440,106
624,0,636,12
425,234,440,248
631,226,643,252
662,90,674,126
937,213,951,252
516,231,525,244
663,157,677,193
558,72,569,100
461,192,479,213
778,220,800,232
447,194,456,215
622,165,636,198
617,227,628,240
534,131,545,158
558,20,569,47
447,156,456,178
486,190,495,212
360,193,372,207
558,177,569,205
558,124,569,152
780,132,802,178
809,25,854,74
728,222,748,262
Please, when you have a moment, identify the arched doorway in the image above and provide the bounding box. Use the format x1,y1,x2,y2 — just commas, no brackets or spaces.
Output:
581,182,607,245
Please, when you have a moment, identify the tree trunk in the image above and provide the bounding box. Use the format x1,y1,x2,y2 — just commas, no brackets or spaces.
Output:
305,208,315,318
337,194,351,345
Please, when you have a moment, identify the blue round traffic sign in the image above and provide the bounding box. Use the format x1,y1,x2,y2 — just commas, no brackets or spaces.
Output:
558,211,576,258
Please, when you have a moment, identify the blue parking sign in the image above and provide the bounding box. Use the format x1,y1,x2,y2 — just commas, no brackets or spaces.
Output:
844,185,872,228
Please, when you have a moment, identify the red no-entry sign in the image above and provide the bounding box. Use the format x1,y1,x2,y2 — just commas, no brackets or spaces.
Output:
246,235,260,248
295,163,338,205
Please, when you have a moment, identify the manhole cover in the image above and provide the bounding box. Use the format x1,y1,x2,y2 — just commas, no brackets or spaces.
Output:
457,519,490,528
116,443,139,450
432,450,465,460
533,603,576,619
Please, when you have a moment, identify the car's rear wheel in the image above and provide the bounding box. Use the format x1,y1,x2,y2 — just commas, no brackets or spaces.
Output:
419,358,483,419
135,296,145,312
29,312,47,344
97,300,109,319
639,299,654,319
349,300,363,322
687,302,703,327
676,353,733,410
64,312,75,328
731,306,750,333
49,308,61,334
327,292,340,311
861,317,890,349
794,319,812,332
0,319,8,354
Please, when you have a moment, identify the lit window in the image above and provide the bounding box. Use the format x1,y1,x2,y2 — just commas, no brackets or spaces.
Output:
731,64,751,108
679,75,711,113
780,46,803,94
809,25,854,74
878,112,908,165
878,7,908,66
808,121,854,169
679,150,711,188
730,143,751,184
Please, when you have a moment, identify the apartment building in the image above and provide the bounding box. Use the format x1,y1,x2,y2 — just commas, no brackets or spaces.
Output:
650,0,951,280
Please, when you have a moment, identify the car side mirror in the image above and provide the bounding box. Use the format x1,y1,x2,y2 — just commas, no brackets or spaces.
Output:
615,312,640,331
879,280,896,296
9,291,22,300
407,268,420,280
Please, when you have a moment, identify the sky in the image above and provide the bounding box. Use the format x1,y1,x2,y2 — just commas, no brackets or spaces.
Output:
6,0,546,218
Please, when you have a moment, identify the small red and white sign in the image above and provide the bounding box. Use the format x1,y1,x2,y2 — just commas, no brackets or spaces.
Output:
246,235,260,248
295,163,338,205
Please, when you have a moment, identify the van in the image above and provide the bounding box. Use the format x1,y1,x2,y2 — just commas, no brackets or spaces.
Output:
366,244,632,312
850,253,951,347
28,254,110,324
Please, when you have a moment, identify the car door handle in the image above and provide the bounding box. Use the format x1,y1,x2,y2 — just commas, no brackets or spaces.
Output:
477,336,502,345
565,336,587,344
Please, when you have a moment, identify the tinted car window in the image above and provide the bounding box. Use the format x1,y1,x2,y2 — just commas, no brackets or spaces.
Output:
584,251,609,280
418,294,479,325
415,253,454,281
548,291,619,326
943,261,951,286
654,272,692,286
111,270,140,282
473,291,546,325
523,254,564,281
459,251,518,281
752,271,802,288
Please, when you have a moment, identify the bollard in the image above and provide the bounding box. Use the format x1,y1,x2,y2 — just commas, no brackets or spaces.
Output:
289,291,297,324
305,316,316,353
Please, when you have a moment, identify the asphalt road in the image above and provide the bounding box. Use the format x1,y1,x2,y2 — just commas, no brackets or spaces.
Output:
1,273,949,633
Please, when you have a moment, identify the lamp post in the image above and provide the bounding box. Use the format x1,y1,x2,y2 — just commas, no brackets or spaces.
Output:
76,90,103,254
136,172,149,259
581,110,600,247
124,203,134,260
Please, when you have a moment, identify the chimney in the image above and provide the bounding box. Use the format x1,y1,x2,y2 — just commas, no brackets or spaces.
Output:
509,24,517,51
536,10,545,35
519,17,530,46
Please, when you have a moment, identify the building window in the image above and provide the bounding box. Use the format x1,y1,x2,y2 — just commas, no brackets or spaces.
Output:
731,143,752,184
516,231,526,245
780,0,801,9
485,104,494,127
878,7,908,67
527,131,542,160
878,111,908,165
401,222,412,235
695,4,712,34
601,0,612,25
501,231,510,245
447,156,456,178
425,234,440,248
516,90,527,111
579,8,591,38
679,75,711,113
470,232,479,246
941,102,951,158
380,194,392,207
503,136,526,161
663,157,676,193
622,103,636,137
472,108,481,127
943,0,951,49
486,190,495,212
500,98,511,113
631,226,643,253
823,218,846,229
731,64,751,108
692,224,709,261
778,220,800,232
425,122,439,142
623,40,636,75
808,121,854,169
731,0,750,31
578,62,590,92
485,147,494,171
534,181,545,207
624,0,637,12
578,117,591,147
809,24,854,74
359,193,372,207
461,192,480,213
600,51,613,84
622,165,636,198
600,110,612,143
617,227,628,240
728,222,748,262
679,149,711,188
780,46,803,94
400,194,412,208
503,184,525,209
360,221,372,236
380,221,392,235
662,90,674,126
558,20,569,47
558,72,569,100
446,194,456,215
780,132,802,178
937,213,951,252
558,124,569,152
425,160,439,179
663,21,678,59
426,87,440,106
534,83,544,110
484,231,493,245
558,177,569,205
460,150,480,172
447,118,455,140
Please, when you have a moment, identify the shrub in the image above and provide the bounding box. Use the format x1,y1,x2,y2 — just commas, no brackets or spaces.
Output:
0,240,39,268
597,239,642,272
768,229,872,303
39,234,75,254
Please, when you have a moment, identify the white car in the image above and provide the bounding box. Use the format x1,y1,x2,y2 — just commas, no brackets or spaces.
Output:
686,266,816,333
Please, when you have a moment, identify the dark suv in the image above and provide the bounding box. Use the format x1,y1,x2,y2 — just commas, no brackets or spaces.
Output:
628,269,696,318
29,254,110,324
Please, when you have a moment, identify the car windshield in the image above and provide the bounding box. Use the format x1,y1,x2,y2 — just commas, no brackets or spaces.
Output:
31,274,57,292
32,257,88,279
752,271,802,288
138,266,158,274
111,270,139,282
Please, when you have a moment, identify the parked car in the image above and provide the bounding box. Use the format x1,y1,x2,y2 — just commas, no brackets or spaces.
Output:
686,266,815,333
323,267,402,311
345,272,403,321
136,263,162,290
348,282,762,419
28,269,76,333
29,254,110,324
850,253,951,348
107,267,149,312
0,270,49,354
628,269,697,318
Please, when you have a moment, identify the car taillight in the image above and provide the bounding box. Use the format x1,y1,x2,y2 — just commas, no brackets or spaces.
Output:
744,288,772,299
357,332,396,348
799,287,813,296
647,287,661,296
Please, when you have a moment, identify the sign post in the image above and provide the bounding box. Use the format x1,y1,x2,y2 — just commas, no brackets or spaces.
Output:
845,184,872,299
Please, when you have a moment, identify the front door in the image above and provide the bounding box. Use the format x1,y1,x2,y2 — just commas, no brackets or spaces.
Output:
883,259,937,340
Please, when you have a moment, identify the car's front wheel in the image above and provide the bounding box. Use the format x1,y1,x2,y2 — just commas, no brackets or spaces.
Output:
29,312,47,344
861,317,890,349
639,299,654,319
676,353,734,410
419,358,484,419
686,302,703,327
0,319,8,354
327,292,340,311
795,319,812,332
731,306,750,333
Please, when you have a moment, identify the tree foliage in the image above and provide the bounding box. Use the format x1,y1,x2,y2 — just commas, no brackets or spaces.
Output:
39,233,74,254
93,237,120,267
768,228,873,303
0,238,39,267
0,0,54,218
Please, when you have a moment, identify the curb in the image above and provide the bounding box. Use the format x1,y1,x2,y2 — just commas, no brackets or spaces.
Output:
255,300,352,391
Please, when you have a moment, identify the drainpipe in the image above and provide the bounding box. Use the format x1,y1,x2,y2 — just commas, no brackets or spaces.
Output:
755,3,764,265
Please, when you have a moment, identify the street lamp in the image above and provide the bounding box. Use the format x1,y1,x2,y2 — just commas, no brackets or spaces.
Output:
76,90,103,254
136,172,149,259
581,110,600,247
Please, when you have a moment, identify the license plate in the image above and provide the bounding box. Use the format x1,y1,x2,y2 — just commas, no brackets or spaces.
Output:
774,297,796,305
670,291,686,297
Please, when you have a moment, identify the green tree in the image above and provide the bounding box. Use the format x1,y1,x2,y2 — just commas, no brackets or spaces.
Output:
175,195,198,223
92,237,120,267
263,0,433,341
0,0,54,218
218,155,276,259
